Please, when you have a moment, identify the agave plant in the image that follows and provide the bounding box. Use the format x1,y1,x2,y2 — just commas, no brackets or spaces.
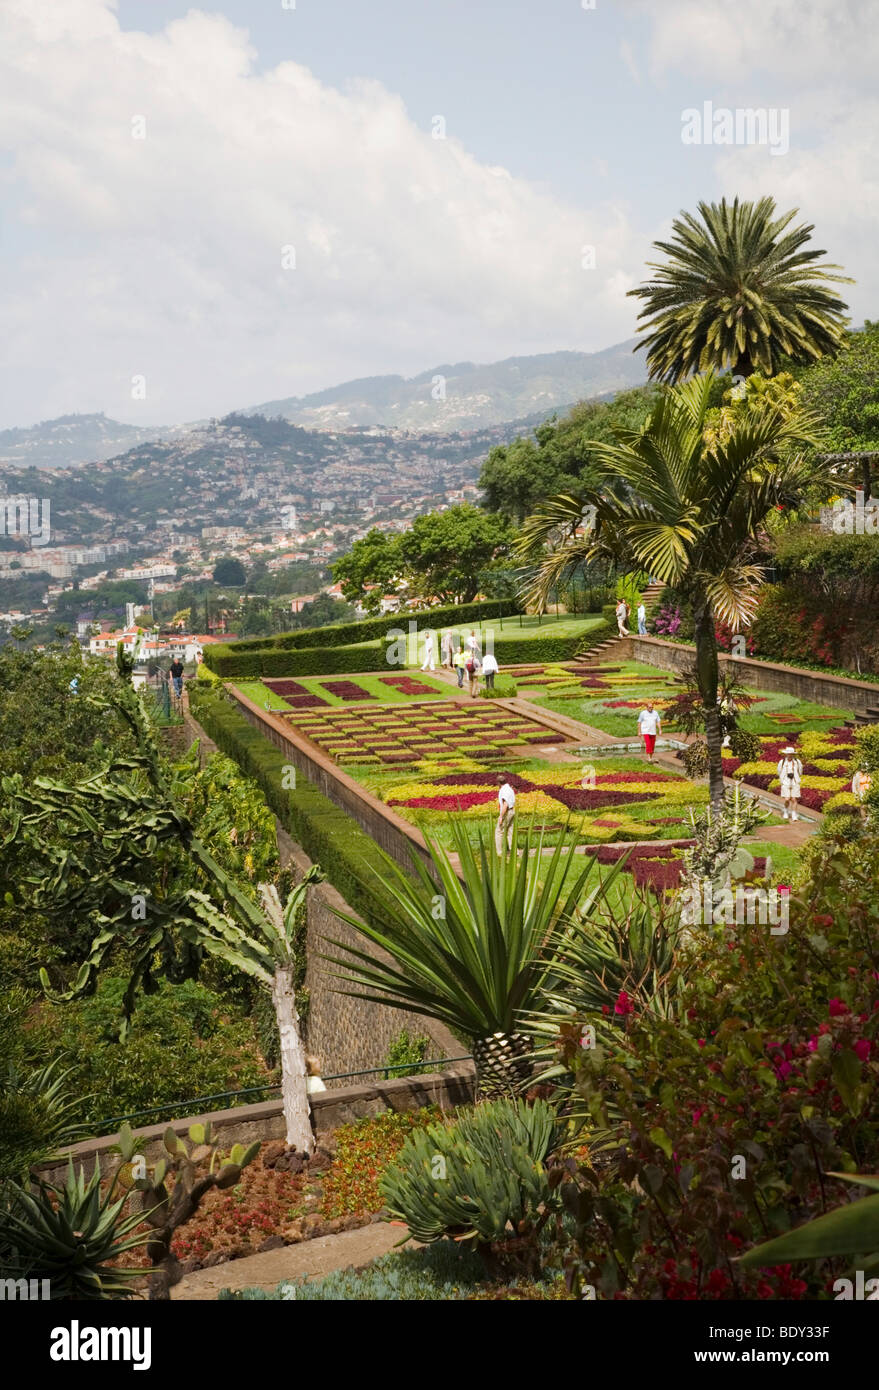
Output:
325,816,596,1096
380,1098,561,1253
0,1159,150,1300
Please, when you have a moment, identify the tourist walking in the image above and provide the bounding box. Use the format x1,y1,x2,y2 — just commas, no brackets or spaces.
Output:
481,650,499,690
615,599,630,636
637,700,661,762
169,656,185,700
421,629,436,672
637,599,647,635
453,645,466,688
467,629,481,661
777,746,803,821
466,649,480,698
441,629,454,668
495,772,516,854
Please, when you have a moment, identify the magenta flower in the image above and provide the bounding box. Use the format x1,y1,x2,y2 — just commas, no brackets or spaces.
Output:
854,1039,871,1062
828,998,848,1017
614,990,634,1016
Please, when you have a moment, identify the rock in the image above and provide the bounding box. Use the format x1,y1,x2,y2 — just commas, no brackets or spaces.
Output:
261,1141,288,1169
369,1210,387,1224
257,1235,286,1253
282,1220,305,1243
302,1213,327,1238
202,1251,230,1268
306,1147,333,1174
278,1152,306,1174
178,1258,202,1275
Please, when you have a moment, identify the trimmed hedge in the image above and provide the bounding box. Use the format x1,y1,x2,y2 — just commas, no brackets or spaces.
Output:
207,599,522,664
188,686,402,927
212,644,390,679
206,615,611,680
494,620,612,667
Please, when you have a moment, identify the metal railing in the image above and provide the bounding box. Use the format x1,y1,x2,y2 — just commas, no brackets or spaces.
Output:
91,1056,474,1135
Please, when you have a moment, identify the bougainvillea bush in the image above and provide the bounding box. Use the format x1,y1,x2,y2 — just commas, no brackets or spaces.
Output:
549,828,879,1300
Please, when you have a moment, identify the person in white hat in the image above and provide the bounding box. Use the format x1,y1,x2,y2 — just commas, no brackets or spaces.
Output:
777,745,803,821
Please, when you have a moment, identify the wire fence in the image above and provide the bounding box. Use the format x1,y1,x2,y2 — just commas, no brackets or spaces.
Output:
91,1056,474,1136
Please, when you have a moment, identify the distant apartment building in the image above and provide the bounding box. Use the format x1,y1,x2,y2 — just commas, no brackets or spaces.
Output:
117,563,177,581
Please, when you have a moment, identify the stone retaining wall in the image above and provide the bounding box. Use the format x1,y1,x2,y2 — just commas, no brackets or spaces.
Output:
37,1070,475,1185
627,636,879,715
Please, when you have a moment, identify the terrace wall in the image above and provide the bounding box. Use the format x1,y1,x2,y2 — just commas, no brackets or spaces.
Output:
182,706,465,1085
625,636,879,716
36,1070,476,1185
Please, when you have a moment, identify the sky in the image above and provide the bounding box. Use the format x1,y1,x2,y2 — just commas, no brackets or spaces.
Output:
0,0,876,427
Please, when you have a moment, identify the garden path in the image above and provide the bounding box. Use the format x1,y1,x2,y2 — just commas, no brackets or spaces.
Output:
171,1219,413,1300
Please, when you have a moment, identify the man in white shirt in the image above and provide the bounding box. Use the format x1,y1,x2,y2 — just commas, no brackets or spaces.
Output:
421,629,436,671
637,701,661,762
637,600,647,635
481,651,499,690
495,772,516,853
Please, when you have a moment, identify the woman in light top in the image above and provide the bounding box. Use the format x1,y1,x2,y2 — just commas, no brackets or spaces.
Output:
777,745,803,821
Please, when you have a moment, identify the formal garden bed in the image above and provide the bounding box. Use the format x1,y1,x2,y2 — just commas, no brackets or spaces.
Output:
234,672,450,709
726,726,859,811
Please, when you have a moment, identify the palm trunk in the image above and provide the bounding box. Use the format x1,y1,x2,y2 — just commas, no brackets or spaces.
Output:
271,965,314,1154
692,592,725,806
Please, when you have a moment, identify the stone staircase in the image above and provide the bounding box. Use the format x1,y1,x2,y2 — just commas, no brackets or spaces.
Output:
847,703,879,728
574,634,628,667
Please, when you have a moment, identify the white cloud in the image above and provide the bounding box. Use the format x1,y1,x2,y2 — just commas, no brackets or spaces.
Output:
0,0,641,425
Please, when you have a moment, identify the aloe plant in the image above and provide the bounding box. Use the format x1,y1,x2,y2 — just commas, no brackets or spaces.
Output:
0,1159,150,1300
380,1099,561,1253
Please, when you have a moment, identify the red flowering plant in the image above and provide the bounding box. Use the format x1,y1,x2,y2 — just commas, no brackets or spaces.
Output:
542,827,879,1300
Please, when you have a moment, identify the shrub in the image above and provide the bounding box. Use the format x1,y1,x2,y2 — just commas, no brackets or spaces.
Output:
479,677,518,699
380,1099,560,1249
383,1029,431,1078
320,1109,440,1219
550,827,879,1299
188,686,403,931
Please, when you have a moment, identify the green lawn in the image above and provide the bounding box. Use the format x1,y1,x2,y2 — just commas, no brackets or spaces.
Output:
521,660,853,739
233,673,451,709
339,612,605,660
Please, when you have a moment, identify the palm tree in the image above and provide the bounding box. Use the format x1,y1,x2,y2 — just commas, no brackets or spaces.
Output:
516,370,836,804
325,816,608,1097
629,197,852,382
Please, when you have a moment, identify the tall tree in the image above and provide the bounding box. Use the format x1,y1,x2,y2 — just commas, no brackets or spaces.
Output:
4,651,323,1152
629,197,851,382
517,371,835,804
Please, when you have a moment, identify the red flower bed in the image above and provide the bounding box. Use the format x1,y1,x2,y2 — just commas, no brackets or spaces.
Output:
285,694,327,709
598,771,680,784
632,859,685,892
392,792,496,811
265,679,309,696
379,676,439,696
321,680,372,701
545,787,660,810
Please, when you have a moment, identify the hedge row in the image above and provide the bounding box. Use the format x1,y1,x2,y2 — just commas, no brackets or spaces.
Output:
216,598,522,659
494,620,611,666
189,685,401,928
211,644,390,679
207,618,613,679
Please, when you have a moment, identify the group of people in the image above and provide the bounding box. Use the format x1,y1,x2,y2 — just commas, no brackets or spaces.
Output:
616,596,648,636
421,628,500,697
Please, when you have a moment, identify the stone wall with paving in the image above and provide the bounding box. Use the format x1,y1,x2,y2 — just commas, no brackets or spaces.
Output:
627,636,879,715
